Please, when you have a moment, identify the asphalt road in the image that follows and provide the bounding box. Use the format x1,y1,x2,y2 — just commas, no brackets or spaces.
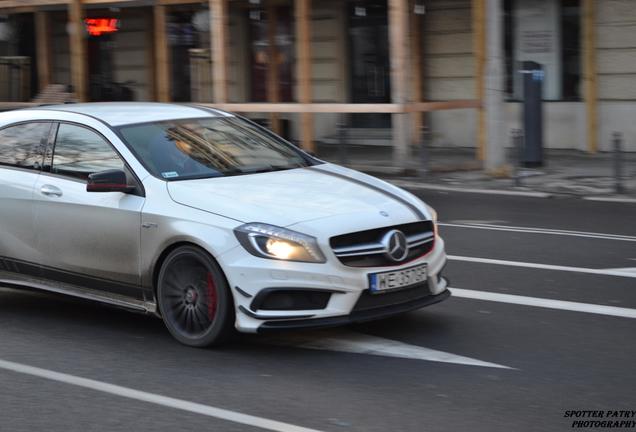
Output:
1,189,636,432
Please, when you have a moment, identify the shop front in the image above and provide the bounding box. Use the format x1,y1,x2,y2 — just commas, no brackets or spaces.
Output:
1,4,155,103
0,12,37,101
83,5,154,101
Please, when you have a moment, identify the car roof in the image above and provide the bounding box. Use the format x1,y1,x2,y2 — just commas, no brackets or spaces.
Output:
31,102,232,127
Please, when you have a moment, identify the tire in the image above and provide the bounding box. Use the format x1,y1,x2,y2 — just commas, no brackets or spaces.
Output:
157,246,234,347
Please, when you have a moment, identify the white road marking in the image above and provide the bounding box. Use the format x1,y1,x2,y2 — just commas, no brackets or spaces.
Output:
390,180,553,198
0,359,324,432
447,255,636,278
448,219,510,225
263,330,512,369
450,288,636,319
583,196,636,204
440,222,636,242
604,267,636,274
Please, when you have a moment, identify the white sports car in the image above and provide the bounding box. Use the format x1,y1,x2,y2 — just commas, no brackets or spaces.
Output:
0,103,449,346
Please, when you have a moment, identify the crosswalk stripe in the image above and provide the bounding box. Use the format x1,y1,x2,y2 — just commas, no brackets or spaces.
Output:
0,359,325,432
440,222,636,242
448,255,636,278
450,288,636,319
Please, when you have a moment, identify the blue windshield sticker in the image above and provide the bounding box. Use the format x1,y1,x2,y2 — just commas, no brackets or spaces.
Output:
161,171,179,178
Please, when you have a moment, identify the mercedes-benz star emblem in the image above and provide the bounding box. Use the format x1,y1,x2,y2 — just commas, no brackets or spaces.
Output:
381,229,409,262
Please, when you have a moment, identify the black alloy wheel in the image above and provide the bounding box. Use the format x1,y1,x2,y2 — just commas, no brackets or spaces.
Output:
157,246,234,347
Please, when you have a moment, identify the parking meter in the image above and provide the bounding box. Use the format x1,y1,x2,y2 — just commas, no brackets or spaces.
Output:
520,61,544,167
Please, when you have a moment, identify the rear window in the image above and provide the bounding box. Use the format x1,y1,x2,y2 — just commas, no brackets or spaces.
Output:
0,122,51,170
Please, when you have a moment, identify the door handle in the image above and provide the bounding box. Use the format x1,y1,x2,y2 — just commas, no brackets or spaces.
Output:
40,184,63,198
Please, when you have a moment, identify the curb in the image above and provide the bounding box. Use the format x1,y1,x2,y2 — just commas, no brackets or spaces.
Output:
346,163,484,177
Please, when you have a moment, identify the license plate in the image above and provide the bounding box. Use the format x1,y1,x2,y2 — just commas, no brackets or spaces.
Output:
368,264,427,293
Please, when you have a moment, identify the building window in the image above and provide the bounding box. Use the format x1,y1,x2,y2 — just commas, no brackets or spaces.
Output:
248,6,294,103
561,0,581,101
0,13,38,100
504,0,581,101
168,6,210,102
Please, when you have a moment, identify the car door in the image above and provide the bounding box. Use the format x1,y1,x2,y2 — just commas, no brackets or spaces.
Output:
33,122,145,299
0,121,52,279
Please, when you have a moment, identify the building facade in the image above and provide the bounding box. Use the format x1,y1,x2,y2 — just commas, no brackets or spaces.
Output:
0,0,634,164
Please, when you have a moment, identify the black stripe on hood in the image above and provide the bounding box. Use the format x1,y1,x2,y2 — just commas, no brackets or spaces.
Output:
309,166,427,220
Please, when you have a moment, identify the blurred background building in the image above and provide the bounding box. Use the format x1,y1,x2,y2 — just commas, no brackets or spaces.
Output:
0,0,633,171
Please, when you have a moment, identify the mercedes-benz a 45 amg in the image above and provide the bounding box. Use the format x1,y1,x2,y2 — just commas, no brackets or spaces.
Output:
0,103,449,346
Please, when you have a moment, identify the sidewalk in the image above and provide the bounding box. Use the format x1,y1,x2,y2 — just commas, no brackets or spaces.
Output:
316,144,636,201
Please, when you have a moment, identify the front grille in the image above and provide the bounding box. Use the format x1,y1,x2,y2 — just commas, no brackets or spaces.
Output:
330,221,435,267
352,282,432,313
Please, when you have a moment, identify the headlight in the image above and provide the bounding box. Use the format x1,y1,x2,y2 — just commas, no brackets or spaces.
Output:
425,204,439,236
234,223,326,263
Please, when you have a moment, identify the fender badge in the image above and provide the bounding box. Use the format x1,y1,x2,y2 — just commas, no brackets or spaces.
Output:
380,211,389,217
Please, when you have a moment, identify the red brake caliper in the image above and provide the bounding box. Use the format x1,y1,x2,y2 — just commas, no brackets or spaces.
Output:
206,272,218,321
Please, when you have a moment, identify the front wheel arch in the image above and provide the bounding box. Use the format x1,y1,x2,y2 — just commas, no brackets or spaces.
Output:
155,244,236,347
152,242,235,318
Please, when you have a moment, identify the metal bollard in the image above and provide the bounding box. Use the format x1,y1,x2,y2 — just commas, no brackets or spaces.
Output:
511,128,524,187
418,126,430,178
338,117,349,166
613,132,625,194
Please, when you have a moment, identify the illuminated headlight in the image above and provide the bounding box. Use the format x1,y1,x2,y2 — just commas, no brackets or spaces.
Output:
426,204,439,236
234,223,326,263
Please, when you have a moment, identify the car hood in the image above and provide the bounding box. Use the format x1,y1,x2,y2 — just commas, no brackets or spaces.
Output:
166,163,431,227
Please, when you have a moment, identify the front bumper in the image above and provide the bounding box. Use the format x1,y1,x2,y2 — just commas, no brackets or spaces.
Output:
257,284,450,333
219,236,448,333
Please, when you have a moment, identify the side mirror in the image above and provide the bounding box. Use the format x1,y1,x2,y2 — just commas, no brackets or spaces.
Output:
87,169,134,193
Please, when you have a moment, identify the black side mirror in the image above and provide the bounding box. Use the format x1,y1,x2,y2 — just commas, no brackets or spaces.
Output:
87,169,134,193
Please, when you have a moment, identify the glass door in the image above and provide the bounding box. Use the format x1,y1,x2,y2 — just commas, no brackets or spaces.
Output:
248,6,294,103
348,1,391,128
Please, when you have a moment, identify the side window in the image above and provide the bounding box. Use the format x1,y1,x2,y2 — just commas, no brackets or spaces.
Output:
0,122,51,170
52,123,125,180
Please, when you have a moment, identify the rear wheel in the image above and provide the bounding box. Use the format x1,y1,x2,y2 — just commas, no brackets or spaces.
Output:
157,246,234,347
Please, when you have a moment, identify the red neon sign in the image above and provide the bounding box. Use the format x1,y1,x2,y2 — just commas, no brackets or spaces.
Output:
84,18,120,37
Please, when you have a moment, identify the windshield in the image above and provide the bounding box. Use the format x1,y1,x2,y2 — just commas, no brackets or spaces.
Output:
118,117,312,181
